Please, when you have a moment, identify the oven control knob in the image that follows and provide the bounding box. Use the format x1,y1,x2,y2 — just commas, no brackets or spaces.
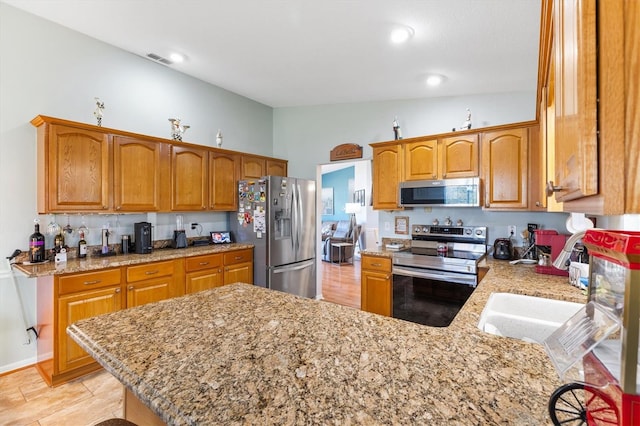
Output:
465,228,472,235
475,229,484,236
413,226,421,234
423,226,429,233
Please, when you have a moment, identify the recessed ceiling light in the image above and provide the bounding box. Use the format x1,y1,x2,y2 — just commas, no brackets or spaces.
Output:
426,74,444,86
169,53,185,63
390,26,414,44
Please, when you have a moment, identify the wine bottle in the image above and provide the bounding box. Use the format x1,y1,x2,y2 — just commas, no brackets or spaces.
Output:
54,232,65,253
29,223,45,263
78,230,87,259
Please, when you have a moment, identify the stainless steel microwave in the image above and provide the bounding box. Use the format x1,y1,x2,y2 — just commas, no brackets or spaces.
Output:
398,177,481,207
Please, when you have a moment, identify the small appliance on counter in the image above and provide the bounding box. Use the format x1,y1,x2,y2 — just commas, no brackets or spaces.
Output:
493,238,513,260
171,214,187,249
533,229,569,276
134,222,153,254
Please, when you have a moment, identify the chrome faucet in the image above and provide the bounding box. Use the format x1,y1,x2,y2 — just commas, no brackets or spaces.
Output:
552,230,588,270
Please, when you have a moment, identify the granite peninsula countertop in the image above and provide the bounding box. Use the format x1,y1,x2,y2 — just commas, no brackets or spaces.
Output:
68,253,587,425
12,243,254,278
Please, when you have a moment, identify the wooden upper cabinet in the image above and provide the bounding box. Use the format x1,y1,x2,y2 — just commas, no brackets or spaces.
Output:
113,136,161,212
372,144,403,210
481,128,528,209
266,159,288,177
241,155,265,179
439,134,479,178
209,151,239,211
43,124,110,212
404,139,438,180
171,145,208,211
552,0,598,202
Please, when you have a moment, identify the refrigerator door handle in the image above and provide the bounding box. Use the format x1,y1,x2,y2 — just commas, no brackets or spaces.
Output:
271,259,314,274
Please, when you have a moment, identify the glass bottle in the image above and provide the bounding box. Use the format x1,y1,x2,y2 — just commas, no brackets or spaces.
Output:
29,222,45,263
78,230,87,259
54,231,65,253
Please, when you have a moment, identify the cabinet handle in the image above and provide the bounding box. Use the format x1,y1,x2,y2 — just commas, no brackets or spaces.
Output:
116,206,121,210
545,181,564,197
115,288,121,293
128,286,134,291
225,267,229,271
371,263,382,267
102,205,108,210
218,269,223,273
234,256,242,260
535,201,541,207
83,279,102,285
145,270,159,275
199,261,210,266
442,173,446,178
385,275,391,280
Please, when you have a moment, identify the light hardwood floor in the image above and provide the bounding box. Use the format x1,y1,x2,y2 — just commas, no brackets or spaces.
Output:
0,259,361,425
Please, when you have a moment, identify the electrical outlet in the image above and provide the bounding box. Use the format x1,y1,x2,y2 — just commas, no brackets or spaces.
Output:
508,225,516,236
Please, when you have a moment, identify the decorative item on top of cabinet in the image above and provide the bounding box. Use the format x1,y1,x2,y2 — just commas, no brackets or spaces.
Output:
168,118,190,142
216,129,223,147
452,108,472,131
361,255,392,317
371,143,403,210
93,97,104,126
481,127,528,210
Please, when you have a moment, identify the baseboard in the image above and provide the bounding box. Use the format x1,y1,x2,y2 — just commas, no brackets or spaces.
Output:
0,356,37,376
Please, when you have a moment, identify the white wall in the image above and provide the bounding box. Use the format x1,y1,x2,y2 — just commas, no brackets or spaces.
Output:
0,3,273,373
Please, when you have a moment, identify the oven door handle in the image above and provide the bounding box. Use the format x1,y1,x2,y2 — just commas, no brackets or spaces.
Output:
392,265,477,287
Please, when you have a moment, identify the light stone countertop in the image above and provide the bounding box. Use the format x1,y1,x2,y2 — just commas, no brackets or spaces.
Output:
67,250,587,425
12,243,254,278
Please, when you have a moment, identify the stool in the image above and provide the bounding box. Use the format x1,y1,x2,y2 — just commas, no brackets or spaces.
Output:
94,419,138,426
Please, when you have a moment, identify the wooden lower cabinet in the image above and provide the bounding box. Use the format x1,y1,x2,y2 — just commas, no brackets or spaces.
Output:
37,268,123,386
223,249,254,284
360,255,392,317
185,253,224,293
125,260,184,307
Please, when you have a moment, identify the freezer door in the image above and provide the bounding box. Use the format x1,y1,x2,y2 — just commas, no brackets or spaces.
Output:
294,178,316,262
268,259,316,299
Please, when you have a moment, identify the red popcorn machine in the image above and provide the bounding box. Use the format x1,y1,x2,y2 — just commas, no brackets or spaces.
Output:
544,229,640,425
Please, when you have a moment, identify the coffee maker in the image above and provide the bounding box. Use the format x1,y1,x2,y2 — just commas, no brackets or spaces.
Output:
134,222,153,254
534,229,569,276
171,214,187,249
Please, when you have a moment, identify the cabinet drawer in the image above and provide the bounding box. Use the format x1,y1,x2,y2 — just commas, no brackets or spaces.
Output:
361,256,391,273
185,253,223,272
223,249,253,266
126,260,175,282
58,268,122,295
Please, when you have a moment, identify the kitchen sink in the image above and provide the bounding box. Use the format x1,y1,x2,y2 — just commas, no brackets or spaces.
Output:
477,292,583,344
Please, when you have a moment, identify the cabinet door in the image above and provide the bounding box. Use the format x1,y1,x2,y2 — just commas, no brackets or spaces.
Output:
186,269,224,293
241,155,265,179
266,159,288,177
439,134,479,178
171,145,208,211
224,261,253,285
209,151,239,211
552,0,598,201
404,139,438,180
126,277,173,308
57,286,122,373
482,128,529,209
113,136,161,212
372,145,403,210
47,124,110,212
361,270,391,317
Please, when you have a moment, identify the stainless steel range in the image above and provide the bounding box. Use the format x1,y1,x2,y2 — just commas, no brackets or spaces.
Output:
392,225,488,327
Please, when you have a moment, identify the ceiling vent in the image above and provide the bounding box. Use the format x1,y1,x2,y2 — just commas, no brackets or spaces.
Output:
146,53,173,65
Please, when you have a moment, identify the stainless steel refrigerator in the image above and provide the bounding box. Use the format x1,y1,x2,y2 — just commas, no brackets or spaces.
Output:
231,176,316,298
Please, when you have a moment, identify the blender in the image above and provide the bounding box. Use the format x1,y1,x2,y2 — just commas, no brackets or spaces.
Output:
172,214,187,249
